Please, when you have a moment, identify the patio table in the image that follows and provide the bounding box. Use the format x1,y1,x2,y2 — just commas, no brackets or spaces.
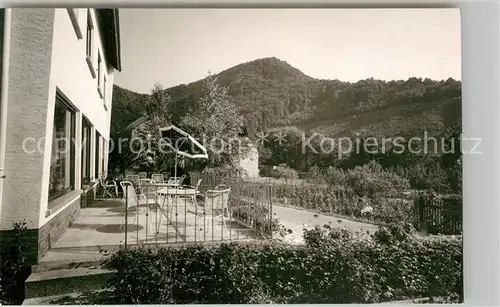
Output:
157,187,197,196
155,182,180,188
156,187,198,233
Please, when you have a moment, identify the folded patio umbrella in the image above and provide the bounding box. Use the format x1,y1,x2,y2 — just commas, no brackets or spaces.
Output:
159,125,208,179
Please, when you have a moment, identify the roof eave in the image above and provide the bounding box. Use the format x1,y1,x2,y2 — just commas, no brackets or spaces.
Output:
112,9,122,72
97,9,122,72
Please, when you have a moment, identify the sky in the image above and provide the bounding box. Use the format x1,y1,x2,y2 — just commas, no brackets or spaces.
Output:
115,8,461,94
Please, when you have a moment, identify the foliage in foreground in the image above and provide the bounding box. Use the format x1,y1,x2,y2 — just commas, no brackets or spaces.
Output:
103,224,462,304
0,221,30,305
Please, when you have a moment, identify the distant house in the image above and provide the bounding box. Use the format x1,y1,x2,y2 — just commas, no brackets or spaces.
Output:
0,9,121,262
125,117,259,177
237,140,259,178
124,115,148,138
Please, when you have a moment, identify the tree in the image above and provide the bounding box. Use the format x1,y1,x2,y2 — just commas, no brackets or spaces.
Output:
181,71,248,167
133,83,175,173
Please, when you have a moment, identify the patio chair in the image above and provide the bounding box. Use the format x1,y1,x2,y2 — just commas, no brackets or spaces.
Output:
139,179,158,202
215,184,231,191
176,178,202,202
125,174,140,186
120,184,152,230
194,187,231,236
138,172,148,179
183,179,202,192
99,175,119,198
167,176,178,184
178,174,186,186
151,173,164,184
139,178,155,185
166,174,186,186
120,180,157,205
162,172,170,182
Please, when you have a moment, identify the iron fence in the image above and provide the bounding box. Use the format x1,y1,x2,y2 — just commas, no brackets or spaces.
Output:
415,193,462,235
121,180,275,248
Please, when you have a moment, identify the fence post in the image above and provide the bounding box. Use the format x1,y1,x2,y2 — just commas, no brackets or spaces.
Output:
417,194,425,233
269,184,273,240
124,186,128,248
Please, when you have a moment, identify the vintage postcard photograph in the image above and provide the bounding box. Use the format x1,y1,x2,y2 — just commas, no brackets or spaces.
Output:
0,8,462,304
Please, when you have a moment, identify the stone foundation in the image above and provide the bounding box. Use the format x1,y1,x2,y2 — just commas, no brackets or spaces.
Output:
38,197,80,260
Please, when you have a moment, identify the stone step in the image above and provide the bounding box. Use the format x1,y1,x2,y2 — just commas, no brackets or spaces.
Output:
23,289,114,305
24,267,115,299
32,258,105,273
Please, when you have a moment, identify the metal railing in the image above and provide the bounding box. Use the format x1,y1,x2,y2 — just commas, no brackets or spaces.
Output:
121,180,274,248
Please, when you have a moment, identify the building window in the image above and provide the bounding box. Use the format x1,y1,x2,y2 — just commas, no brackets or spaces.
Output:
103,76,108,109
95,132,101,179
101,139,106,176
97,53,103,98
86,11,92,58
85,10,96,78
49,93,76,201
81,119,91,185
67,9,83,39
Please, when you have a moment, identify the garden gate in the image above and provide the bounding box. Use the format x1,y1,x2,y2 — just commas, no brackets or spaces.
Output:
415,193,462,235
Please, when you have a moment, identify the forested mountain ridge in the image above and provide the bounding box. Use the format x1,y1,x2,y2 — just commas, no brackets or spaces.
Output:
111,57,461,139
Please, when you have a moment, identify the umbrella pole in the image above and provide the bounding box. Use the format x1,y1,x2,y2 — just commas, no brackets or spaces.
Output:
174,152,178,181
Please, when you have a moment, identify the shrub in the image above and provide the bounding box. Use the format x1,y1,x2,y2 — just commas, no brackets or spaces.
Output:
0,221,30,305
202,165,245,178
258,165,274,177
324,166,349,186
231,203,279,236
397,163,450,193
347,161,410,198
103,226,462,304
200,165,246,185
263,164,299,180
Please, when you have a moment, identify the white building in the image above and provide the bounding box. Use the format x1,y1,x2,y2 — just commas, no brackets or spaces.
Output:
0,8,121,262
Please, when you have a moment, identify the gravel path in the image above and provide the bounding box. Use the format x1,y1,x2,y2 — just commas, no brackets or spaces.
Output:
272,204,379,244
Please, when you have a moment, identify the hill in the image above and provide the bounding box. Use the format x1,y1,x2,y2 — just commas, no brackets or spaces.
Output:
111,57,461,139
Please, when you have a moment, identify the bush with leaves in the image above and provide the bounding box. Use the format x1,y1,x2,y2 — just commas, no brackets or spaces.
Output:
346,161,410,198
324,166,349,186
0,221,30,305
268,164,299,180
103,224,462,304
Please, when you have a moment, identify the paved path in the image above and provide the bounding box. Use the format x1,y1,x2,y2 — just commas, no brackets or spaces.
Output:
271,204,379,244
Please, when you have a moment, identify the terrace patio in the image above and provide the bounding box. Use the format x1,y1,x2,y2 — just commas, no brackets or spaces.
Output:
38,176,382,266
39,195,262,264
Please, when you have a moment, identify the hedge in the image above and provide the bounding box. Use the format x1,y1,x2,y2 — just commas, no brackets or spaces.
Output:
103,223,462,304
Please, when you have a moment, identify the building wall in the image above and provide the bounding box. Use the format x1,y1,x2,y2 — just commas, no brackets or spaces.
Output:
0,9,118,264
239,143,259,178
0,9,55,231
39,8,115,227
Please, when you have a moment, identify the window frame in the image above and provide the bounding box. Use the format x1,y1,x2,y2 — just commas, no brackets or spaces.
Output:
81,118,92,185
95,131,101,179
85,9,96,78
48,91,77,203
97,52,104,98
103,75,108,110
101,139,106,176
